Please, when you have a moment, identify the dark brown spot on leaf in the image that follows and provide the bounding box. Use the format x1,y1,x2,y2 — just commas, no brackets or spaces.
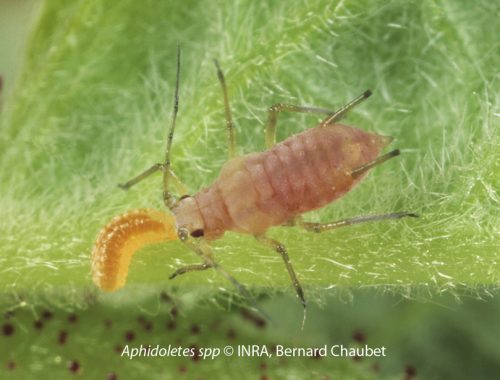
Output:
190,345,201,362
67,360,80,374
240,308,266,328
166,321,176,331
190,324,200,334
34,320,44,330
404,365,416,379
160,291,172,303
313,349,323,360
352,329,366,343
42,310,53,320
2,323,14,336
58,330,68,345
227,328,236,340
137,316,153,332
124,331,135,342
170,307,178,318
137,315,146,325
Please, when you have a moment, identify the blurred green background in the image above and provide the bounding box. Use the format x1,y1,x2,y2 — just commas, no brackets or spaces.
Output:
0,0,499,379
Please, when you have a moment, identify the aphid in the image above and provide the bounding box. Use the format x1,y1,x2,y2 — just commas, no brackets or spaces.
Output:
91,46,416,315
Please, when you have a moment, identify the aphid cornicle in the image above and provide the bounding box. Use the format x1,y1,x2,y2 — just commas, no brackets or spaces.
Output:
91,46,417,314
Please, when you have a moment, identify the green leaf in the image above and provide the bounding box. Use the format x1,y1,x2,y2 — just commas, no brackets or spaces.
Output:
1,0,498,300
1,1,499,379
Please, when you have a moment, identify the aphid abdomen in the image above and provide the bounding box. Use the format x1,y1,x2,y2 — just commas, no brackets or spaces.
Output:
275,124,391,213
238,124,391,232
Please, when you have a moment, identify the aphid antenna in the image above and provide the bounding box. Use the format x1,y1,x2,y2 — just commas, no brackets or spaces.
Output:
162,44,181,203
213,59,237,158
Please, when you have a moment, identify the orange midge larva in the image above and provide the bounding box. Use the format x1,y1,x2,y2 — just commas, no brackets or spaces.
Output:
91,47,417,315
91,209,177,291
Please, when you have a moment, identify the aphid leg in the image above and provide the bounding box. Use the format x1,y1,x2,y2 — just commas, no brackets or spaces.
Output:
174,235,270,319
319,90,372,127
256,235,306,308
266,104,338,148
296,212,418,233
118,164,187,210
292,150,417,232
118,163,162,190
161,45,182,210
214,59,237,158
168,234,214,279
168,261,212,279
264,90,372,148
119,165,187,195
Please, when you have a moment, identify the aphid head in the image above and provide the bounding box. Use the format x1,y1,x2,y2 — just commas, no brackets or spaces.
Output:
172,196,208,239
91,209,178,291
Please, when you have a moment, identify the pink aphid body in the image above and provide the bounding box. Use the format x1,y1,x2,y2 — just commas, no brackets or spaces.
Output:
174,124,391,239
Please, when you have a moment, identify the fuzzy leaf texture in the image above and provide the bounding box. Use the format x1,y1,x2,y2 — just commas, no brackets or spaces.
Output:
0,0,499,303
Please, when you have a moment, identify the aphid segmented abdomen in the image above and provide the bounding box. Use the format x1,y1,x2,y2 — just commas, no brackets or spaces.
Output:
270,124,391,213
224,124,390,234
173,124,391,237
269,125,391,212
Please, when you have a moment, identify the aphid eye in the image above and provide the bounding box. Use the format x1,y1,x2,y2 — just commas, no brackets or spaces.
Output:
190,229,204,238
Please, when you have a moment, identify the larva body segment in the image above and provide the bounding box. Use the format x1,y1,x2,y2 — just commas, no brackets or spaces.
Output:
174,124,392,239
91,209,177,291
